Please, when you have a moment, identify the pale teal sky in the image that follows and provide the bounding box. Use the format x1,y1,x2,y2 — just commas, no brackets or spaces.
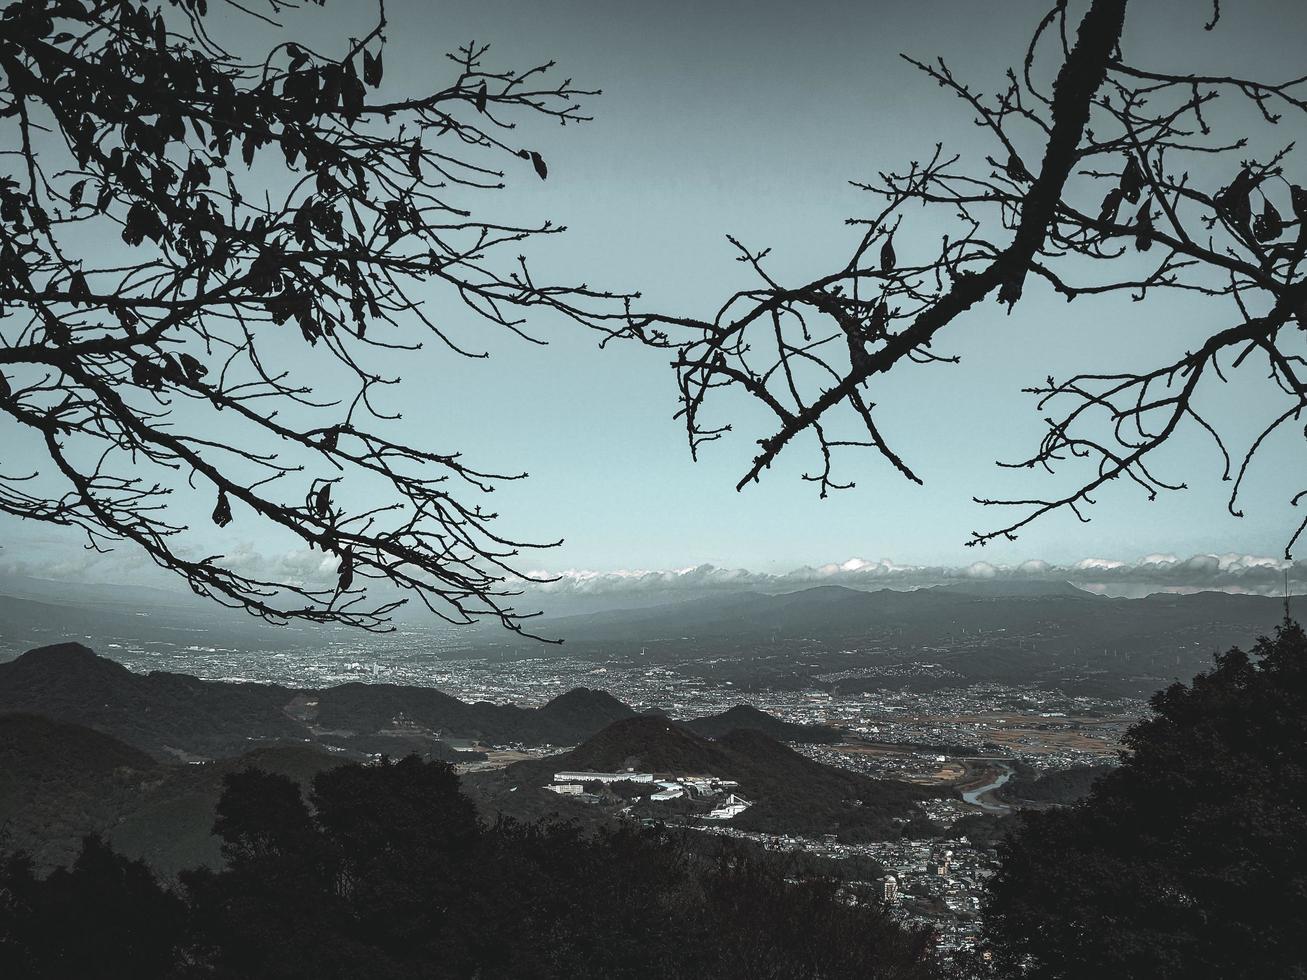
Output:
3,0,1306,593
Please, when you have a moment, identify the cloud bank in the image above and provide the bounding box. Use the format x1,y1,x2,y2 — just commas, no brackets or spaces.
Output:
4,545,1302,603
520,553,1307,599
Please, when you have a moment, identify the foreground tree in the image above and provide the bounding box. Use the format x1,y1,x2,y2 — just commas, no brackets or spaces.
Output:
0,0,628,631
625,0,1307,555
983,620,1307,979
0,756,937,979
0,835,186,978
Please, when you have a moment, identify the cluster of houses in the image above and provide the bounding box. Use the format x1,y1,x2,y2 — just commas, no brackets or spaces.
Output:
545,770,752,820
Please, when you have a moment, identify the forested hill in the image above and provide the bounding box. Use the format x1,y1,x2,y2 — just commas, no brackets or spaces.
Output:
0,643,836,760
0,712,343,874
681,704,839,743
466,716,938,841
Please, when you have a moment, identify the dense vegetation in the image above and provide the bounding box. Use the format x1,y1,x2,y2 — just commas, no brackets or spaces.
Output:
0,711,351,877
997,763,1114,807
984,622,1307,979
0,713,161,869
0,757,935,980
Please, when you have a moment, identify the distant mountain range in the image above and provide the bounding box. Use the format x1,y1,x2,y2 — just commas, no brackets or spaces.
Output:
0,577,325,656
518,583,1293,695
5,579,1295,699
0,643,838,761
533,581,1279,644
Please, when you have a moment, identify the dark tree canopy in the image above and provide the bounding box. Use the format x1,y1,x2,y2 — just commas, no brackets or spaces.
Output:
0,0,630,632
1,756,939,979
0,835,186,979
983,620,1307,979
626,0,1307,555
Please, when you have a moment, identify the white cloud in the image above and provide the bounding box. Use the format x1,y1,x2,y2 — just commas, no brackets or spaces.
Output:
6,540,1302,604
516,552,1306,599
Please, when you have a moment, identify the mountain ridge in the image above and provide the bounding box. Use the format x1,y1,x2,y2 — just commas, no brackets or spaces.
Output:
0,644,833,760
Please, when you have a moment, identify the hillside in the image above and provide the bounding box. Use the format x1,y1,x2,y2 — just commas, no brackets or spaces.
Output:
0,645,823,761
0,643,304,759
0,713,162,869
313,682,638,746
468,716,938,841
681,704,839,743
0,711,345,875
998,763,1116,806
0,645,642,757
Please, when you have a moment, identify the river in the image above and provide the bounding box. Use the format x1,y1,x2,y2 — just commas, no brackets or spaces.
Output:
960,760,1015,814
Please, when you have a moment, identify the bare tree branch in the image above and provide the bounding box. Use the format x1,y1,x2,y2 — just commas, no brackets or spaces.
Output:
620,0,1307,556
0,0,634,632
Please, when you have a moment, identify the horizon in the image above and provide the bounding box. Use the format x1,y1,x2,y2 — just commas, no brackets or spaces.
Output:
3,0,1307,618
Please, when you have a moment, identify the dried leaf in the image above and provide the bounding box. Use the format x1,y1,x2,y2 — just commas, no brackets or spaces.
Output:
1215,168,1253,231
1290,184,1307,224
1253,198,1283,242
1005,153,1031,183
363,50,383,88
879,235,896,272
212,490,232,528
1134,203,1154,252
869,301,889,336
68,270,91,305
1098,188,1123,224
1119,156,1145,203
179,352,208,382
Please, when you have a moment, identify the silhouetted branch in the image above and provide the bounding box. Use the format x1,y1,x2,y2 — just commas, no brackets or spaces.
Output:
622,0,1307,556
0,0,634,631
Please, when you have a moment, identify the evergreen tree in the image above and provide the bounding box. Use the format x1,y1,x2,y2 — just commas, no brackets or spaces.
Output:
985,621,1307,979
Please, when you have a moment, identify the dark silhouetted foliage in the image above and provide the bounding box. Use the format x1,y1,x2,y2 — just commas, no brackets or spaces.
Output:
997,763,1113,807
1,755,937,979
0,835,186,979
984,621,1307,979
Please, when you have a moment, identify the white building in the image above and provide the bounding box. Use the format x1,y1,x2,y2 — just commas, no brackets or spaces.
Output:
880,875,899,904
546,783,584,795
552,771,655,784
705,793,752,820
